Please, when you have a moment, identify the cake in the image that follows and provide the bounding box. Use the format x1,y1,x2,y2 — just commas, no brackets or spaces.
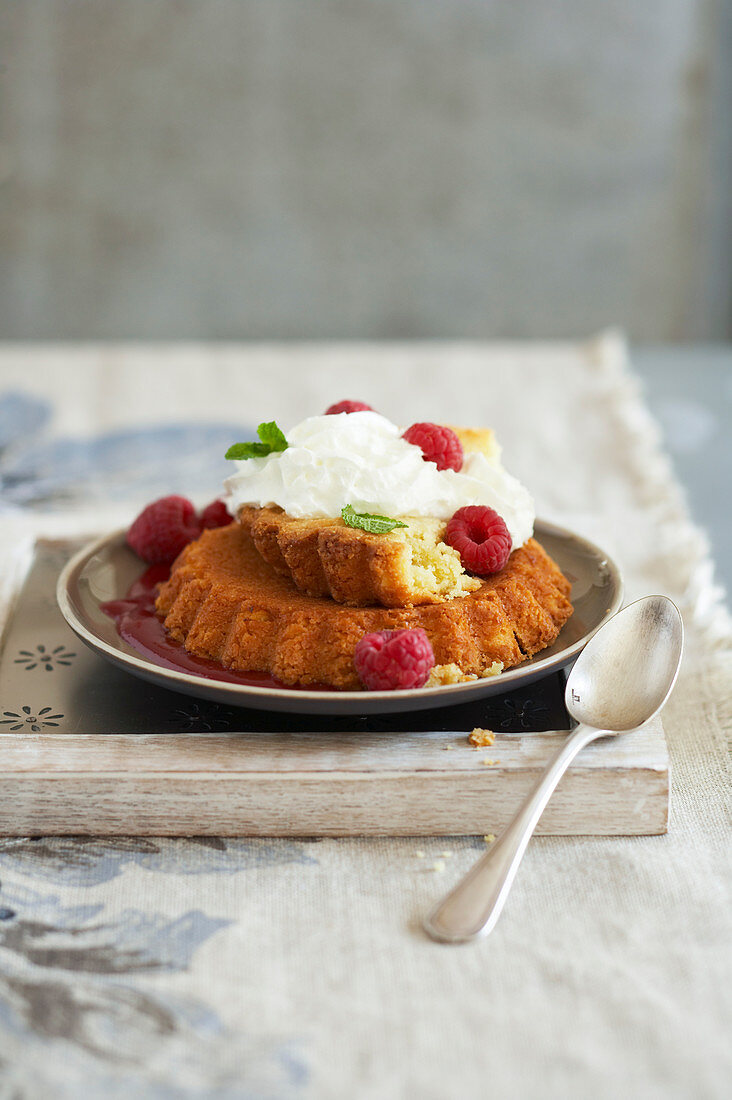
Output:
155,523,572,690
146,406,574,691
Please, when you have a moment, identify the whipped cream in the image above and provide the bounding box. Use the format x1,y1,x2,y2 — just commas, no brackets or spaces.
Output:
223,412,535,548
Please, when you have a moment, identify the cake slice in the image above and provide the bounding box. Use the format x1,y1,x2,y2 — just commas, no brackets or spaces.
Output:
239,506,481,607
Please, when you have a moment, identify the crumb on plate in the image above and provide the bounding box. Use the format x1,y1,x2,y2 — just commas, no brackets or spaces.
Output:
427,663,476,686
426,660,504,688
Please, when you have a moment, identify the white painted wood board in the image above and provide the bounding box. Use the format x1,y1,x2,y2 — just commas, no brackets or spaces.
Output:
0,719,669,836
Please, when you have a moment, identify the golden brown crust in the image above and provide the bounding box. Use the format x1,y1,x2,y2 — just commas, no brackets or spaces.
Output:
313,521,413,606
155,524,573,690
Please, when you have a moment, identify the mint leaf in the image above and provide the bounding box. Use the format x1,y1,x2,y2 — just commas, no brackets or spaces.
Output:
341,505,408,534
225,441,272,460
225,420,288,461
256,420,288,452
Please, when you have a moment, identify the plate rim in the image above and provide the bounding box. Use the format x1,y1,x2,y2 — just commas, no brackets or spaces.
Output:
56,519,623,712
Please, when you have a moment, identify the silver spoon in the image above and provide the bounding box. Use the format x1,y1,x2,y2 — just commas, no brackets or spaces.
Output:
424,595,683,944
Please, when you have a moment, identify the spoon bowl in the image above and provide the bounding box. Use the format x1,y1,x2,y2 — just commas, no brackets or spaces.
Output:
566,594,684,731
425,595,684,943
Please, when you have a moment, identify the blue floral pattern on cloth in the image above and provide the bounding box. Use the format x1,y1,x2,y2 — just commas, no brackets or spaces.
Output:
0,390,254,507
0,837,320,886
0,846,315,1096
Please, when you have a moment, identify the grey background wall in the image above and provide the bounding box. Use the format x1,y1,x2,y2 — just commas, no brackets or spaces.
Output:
1,0,730,341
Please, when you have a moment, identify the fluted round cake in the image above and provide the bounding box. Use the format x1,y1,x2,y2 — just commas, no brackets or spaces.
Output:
155,523,573,690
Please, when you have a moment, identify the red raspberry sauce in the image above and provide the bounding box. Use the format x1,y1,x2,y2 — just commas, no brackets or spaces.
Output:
101,564,334,691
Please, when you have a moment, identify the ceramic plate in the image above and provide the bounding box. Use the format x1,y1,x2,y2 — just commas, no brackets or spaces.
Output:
57,521,623,715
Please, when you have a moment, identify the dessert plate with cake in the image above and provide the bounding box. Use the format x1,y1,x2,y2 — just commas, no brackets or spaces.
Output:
58,403,622,715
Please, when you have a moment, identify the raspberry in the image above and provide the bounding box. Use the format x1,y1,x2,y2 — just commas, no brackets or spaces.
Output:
402,422,463,472
445,505,512,575
354,628,435,691
325,400,374,415
200,499,231,529
126,495,202,565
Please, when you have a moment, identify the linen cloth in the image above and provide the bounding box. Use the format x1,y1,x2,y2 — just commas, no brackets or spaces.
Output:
0,336,729,1099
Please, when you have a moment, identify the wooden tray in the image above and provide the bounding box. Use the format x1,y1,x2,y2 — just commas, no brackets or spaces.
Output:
0,540,669,836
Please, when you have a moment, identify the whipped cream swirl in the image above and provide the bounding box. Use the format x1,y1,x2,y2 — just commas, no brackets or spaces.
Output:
224,412,535,548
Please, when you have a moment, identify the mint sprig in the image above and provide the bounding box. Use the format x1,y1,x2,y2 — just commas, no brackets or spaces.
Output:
225,421,288,460
341,505,408,534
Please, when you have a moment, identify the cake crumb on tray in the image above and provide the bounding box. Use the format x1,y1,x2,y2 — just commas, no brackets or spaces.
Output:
469,728,495,747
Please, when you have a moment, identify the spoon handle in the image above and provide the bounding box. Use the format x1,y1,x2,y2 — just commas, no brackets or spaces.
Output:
424,723,601,943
